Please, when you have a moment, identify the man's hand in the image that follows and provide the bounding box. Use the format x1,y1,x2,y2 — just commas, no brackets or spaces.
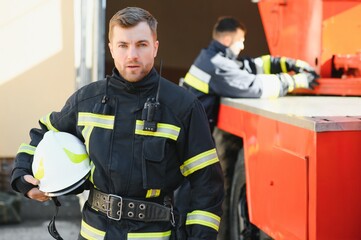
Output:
292,72,320,90
23,175,50,202
286,58,318,76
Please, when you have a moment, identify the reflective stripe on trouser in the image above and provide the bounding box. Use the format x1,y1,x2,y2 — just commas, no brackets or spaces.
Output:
180,148,219,177
186,210,221,231
128,230,171,240
80,220,105,240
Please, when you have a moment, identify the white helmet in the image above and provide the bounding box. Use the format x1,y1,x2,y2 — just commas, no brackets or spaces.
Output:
32,131,91,197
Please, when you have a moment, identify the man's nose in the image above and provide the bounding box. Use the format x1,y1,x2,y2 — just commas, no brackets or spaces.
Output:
127,46,138,59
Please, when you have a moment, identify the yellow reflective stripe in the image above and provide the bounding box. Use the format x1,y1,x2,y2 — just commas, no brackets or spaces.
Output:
184,65,211,93
186,210,221,231
82,125,94,153
39,113,59,132
89,163,95,185
17,143,36,155
146,189,161,198
280,57,288,73
180,148,219,177
128,230,171,240
78,112,114,129
184,73,209,94
262,55,271,74
80,220,105,240
189,65,211,83
260,75,281,99
135,120,180,141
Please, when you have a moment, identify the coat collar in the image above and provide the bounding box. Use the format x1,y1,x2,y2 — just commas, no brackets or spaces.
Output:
208,40,237,60
109,67,159,92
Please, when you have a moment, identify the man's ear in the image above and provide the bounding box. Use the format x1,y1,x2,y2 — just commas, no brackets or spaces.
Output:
217,35,232,47
222,35,233,47
154,40,159,58
108,42,113,57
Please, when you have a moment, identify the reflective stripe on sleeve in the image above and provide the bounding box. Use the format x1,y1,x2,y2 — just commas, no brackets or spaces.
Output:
260,75,281,99
80,220,105,240
146,189,161,198
180,148,219,177
78,112,114,129
280,57,288,73
186,210,221,231
39,113,59,132
184,65,211,94
261,55,271,74
17,143,36,155
135,120,180,141
128,230,171,240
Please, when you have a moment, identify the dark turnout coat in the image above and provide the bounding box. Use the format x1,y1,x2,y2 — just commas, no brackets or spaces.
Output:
11,68,224,240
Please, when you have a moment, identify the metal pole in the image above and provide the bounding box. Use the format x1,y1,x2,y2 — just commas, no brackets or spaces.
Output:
74,0,106,89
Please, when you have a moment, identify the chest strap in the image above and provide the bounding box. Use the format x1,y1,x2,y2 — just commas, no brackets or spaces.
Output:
88,188,173,223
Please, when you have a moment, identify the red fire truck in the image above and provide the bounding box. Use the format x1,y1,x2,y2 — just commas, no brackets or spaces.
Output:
218,1,361,239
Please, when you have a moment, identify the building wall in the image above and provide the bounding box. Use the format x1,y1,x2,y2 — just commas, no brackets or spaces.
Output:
0,0,75,157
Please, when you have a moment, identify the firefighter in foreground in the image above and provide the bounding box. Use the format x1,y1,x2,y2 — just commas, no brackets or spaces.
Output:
11,7,224,240
180,17,319,239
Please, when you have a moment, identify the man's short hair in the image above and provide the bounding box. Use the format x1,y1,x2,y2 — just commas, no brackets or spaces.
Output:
212,17,246,39
108,7,158,41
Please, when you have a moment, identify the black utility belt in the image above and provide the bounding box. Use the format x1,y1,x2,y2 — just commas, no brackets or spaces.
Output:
88,188,173,223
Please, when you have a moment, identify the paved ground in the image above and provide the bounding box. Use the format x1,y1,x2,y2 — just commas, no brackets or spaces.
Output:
0,219,81,240
0,193,82,240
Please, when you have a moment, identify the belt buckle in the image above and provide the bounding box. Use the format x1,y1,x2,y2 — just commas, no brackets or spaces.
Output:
106,194,123,221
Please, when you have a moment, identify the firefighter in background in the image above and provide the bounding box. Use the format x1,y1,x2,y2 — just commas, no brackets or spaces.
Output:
180,17,319,240
11,7,224,240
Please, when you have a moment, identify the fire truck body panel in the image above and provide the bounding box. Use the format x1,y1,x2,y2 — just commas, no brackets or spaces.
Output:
219,96,361,239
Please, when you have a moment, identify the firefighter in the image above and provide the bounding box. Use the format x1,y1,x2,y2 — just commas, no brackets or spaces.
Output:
11,7,224,240
181,17,319,133
179,17,319,240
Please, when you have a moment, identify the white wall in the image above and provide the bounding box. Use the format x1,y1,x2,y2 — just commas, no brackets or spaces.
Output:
0,0,75,157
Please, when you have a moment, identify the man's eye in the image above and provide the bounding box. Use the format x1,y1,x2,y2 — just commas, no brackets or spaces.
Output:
139,43,147,47
118,44,127,48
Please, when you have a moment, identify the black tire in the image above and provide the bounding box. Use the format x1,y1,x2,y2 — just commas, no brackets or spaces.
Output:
229,149,265,240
